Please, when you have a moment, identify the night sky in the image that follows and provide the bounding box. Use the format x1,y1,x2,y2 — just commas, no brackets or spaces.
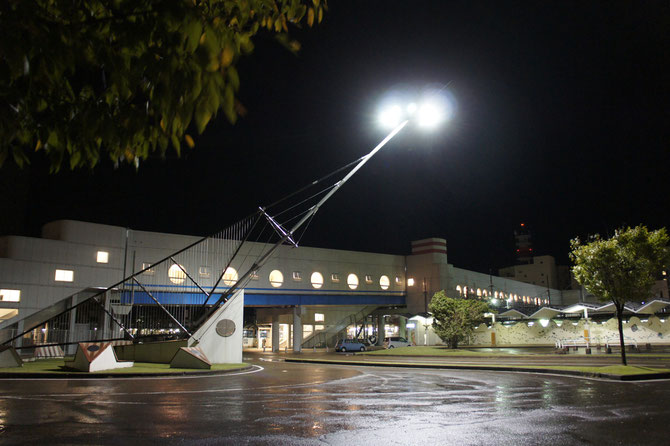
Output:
1,1,668,274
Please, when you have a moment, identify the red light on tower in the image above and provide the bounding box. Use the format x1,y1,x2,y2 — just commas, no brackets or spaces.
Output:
514,223,532,264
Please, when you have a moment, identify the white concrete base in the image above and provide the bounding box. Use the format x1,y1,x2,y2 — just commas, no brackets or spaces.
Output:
170,347,211,369
188,290,244,364
0,346,22,368
65,342,134,372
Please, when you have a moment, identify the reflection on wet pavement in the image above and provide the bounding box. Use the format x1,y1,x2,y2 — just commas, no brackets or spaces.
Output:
0,357,668,445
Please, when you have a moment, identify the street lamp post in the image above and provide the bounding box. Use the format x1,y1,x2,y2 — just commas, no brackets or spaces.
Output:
199,91,454,327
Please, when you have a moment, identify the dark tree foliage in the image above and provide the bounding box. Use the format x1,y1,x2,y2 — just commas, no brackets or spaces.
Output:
0,0,326,171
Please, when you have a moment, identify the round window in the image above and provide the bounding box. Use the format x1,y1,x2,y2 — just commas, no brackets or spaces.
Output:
168,264,186,284
269,270,284,288
347,273,359,290
311,272,324,289
222,267,238,286
379,275,390,290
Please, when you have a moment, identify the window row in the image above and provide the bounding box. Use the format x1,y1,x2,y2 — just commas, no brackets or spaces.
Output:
455,285,549,306
50,263,404,292
163,264,403,290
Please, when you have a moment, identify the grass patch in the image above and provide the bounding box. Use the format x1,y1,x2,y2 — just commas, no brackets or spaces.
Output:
539,365,670,375
0,359,247,375
289,358,670,377
363,347,522,357
364,346,670,360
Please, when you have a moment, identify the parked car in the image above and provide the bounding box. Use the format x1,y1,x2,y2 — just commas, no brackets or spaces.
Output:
335,339,367,352
384,336,413,348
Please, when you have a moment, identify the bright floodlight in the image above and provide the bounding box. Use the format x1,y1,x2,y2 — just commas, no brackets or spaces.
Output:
378,105,403,129
377,88,454,131
416,102,445,128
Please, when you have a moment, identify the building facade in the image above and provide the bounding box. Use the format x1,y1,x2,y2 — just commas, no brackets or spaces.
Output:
1,220,568,349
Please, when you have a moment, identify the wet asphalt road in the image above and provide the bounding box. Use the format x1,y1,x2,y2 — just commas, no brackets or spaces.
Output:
0,354,669,445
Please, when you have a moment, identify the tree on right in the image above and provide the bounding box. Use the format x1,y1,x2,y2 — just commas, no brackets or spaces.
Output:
570,225,669,365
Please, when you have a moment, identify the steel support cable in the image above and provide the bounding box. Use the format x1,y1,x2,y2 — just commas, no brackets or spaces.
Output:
276,206,316,229
294,210,317,246
262,155,366,212
272,182,338,219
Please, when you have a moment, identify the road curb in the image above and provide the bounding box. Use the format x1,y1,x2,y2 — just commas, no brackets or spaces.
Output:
0,364,253,379
284,358,670,381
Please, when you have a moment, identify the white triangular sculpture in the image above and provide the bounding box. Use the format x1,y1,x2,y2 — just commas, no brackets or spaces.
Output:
0,345,22,368
170,346,211,369
188,290,244,364
65,342,134,372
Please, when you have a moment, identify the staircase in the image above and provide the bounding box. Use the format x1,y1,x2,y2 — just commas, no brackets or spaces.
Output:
302,306,378,349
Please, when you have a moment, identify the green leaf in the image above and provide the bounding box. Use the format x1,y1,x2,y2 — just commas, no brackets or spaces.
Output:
69,150,81,169
194,101,213,134
223,84,236,123
171,135,181,156
184,19,203,54
227,66,240,91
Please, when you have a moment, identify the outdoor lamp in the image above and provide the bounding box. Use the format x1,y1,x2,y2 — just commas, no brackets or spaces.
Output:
377,89,454,130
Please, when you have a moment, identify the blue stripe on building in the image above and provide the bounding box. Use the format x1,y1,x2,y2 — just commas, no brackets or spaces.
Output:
120,291,405,306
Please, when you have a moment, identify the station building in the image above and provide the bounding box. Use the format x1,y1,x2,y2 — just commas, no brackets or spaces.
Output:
0,220,570,351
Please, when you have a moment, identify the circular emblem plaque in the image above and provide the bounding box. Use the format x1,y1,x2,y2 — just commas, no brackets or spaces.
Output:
215,319,236,337
87,345,100,352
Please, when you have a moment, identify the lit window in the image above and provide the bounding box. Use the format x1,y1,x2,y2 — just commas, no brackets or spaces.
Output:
303,324,314,338
292,271,302,281
456,285,462,295
269,270,284,287
222,267,238,286
494,291,498,298
347,273,359,290
395,276,403,285
315,324,324,331
315,313,325,322
55,269,74,282
311,272,324,289
96,251,109,263
365,275,373,284
0,308,19,320
199,266,211,278
407,278,415,287
168,264,186,284
379,275,390,290
0,289,21,302
142,263,155,275
477,288,482,296
331,273,340,283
